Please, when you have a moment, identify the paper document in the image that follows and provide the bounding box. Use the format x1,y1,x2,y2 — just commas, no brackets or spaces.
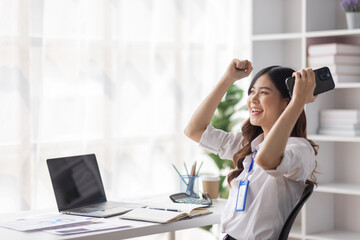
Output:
44,219,132,235
0,213,92,231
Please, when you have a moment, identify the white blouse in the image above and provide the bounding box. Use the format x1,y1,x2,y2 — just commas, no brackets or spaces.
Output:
199,125,316,240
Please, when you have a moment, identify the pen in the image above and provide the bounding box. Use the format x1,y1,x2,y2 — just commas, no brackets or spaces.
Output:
184,162,190,176
172,164,188,186
196,161,203,176
190,161,196,176
148,207,180,212
187,161,197,195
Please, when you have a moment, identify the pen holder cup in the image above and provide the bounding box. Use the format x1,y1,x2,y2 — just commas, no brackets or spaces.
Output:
180,175,199,198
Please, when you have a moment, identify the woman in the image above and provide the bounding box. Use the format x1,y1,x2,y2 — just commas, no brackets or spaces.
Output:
184,59,318,239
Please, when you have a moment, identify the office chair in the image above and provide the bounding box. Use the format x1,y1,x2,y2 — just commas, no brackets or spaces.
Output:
278,183,315,240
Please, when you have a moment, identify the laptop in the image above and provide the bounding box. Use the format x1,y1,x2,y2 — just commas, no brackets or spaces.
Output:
47,153,146,217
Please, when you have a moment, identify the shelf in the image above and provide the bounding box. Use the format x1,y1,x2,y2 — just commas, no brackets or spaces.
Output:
252,32,302,41
306,29,360,38
335,83,360,89
308,135,360,143
315,183,360,196
253,25,360,41
307,229,360,240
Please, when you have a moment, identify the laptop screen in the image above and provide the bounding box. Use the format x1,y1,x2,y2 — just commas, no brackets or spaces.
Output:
47,154,107,211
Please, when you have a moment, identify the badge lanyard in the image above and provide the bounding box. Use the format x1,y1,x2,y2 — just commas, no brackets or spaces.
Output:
235,150,257,212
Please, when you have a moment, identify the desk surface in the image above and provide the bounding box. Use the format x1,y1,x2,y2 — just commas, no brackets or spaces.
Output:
0,199,226,240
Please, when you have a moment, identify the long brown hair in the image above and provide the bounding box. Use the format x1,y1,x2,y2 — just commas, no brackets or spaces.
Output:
227,66,319,186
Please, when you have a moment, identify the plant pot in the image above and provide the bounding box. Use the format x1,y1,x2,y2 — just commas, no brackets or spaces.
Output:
346,12,360,29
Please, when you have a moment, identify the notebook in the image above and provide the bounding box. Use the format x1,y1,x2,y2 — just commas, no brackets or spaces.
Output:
47,154,146,218
119,202,212,223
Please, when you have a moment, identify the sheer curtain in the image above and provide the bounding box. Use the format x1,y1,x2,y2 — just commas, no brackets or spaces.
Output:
0,0,251,217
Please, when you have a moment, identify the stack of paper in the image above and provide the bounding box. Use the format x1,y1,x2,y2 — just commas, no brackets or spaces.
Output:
318,109,360,136
0,213,131,235
308,43,360,83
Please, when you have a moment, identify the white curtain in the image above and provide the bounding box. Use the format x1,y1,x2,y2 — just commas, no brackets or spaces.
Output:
0,0,251,214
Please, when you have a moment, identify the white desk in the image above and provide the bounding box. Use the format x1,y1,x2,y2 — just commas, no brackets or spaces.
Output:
0,199,226,240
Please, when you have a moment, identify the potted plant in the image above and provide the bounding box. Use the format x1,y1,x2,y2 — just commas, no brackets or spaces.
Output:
340,0,360,29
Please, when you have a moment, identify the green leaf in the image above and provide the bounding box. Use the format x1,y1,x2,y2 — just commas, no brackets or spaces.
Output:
222,159,235,169
200,225,213,232
210,118,230,131
225,85,243,102
219,186,230,199
207,153,225,170
223,106,236,119
217,101,229,115
219,175,230,199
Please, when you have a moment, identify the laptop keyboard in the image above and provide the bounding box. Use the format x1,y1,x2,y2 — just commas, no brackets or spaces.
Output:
73,208,99,213
72,202,120,213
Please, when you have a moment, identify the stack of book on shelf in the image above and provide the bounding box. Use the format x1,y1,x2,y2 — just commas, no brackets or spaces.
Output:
308,43,360,83
318,109,360,136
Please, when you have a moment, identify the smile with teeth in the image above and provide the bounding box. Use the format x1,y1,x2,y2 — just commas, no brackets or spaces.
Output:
251,108,263,115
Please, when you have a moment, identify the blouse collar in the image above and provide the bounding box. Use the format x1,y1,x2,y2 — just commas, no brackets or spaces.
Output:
251,133,264,152
234,133,264,184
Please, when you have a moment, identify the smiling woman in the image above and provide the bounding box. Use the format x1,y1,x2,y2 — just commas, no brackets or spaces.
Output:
185,59,319,239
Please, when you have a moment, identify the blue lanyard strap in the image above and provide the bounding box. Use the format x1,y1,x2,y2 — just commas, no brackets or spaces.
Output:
248,150,257,173
235,150,257,212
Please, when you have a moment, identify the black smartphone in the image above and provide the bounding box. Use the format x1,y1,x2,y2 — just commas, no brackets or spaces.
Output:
285,66,335,97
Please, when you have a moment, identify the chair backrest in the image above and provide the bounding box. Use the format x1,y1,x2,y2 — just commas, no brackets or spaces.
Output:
278,183,315,240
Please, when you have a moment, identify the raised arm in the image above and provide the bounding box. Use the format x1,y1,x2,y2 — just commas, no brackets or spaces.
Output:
255,68,317,170
184,59,253,143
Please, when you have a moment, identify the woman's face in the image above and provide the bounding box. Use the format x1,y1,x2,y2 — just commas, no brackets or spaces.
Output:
247,74,289,134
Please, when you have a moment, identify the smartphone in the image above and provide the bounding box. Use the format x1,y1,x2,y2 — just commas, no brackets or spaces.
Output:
285,66,335,97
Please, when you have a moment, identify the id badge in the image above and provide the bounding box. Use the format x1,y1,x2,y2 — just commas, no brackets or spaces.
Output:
235,179,249,212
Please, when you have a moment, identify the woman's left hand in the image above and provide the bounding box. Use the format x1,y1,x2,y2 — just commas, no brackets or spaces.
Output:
291,68,317,105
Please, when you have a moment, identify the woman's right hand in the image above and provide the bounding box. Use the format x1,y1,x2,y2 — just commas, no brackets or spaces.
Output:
292,68,317,106
222,59,253,83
